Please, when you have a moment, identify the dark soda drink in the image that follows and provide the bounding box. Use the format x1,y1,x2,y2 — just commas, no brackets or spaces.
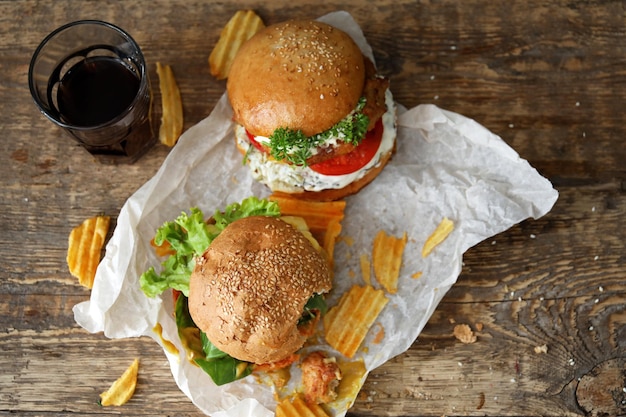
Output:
57,56,140,127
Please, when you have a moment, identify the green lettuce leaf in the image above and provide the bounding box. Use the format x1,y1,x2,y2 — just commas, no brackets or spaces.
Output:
174,289,197,330
298,293,328,325
200,331,229,360
213,196,280,230
139,256,196,298
195,356,253,387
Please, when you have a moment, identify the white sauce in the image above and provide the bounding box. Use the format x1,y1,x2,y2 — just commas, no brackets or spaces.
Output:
236,89,397,193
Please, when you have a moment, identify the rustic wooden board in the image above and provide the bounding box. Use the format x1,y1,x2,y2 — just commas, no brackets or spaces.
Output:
1,0,624,416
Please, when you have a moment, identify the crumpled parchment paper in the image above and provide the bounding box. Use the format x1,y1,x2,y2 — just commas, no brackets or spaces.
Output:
73,10,558,417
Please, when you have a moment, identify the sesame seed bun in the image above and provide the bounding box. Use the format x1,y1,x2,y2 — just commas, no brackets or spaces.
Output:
188,216,332,364
227,19,365,137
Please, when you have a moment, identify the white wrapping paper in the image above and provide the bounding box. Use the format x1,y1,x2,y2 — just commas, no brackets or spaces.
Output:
73,11,558,417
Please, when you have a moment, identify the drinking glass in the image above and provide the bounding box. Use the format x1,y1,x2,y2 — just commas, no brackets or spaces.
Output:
29,20,156,164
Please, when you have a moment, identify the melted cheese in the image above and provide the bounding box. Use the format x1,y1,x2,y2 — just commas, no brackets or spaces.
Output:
236,89,397,193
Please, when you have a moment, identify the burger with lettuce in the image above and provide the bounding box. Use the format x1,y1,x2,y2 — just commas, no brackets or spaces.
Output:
140,197,332,385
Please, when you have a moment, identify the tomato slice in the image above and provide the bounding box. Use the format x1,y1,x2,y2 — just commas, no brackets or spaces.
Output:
309,118,384,176
246,130,266,152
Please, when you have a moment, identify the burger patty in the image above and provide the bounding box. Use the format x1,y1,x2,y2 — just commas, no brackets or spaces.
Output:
362,58,390,132
305,58,389,166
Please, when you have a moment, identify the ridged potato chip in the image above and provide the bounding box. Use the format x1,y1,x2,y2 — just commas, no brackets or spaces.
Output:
67,215,110,288
269,194,346,262
324,285,388,358
275,395,330,417
99,358,139,406
359,253,371,286
372,230,407,294
156,62,183,147
321,220,343,266
422,217,455,257
209,10,265,80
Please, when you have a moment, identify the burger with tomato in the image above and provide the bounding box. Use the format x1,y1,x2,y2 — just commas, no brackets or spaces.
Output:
227,19,397,201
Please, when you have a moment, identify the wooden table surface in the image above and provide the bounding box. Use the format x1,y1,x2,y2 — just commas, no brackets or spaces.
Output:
2,1,625,416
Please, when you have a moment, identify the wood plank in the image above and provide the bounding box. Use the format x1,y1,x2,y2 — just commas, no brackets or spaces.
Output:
1,0,624,416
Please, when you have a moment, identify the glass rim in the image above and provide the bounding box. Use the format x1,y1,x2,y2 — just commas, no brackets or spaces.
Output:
28,19,148,131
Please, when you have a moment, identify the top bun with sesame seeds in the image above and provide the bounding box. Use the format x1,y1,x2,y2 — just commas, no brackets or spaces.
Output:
226,19,397,201
188,215,332,365
227,19,365,138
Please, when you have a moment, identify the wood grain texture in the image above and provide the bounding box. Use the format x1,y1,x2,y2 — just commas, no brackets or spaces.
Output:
1,0,624,416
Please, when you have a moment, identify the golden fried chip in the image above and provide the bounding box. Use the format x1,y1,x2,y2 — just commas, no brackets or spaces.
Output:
422,217,455,257
322,220,343,265
209,10,265,80
372,230,407,294
269,194,346,262
359,254,371,286
67,215,110,289
324,285,388,358
99,358,139,406
156,62,183,147
275,395,330,417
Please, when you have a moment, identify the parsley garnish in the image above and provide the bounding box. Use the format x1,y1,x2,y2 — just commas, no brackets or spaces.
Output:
268,97,369,166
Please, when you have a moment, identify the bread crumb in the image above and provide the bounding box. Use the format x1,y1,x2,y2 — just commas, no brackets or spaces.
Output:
477,392,485,410
534,344,548,354
453,324,477,344
475,322,484,332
